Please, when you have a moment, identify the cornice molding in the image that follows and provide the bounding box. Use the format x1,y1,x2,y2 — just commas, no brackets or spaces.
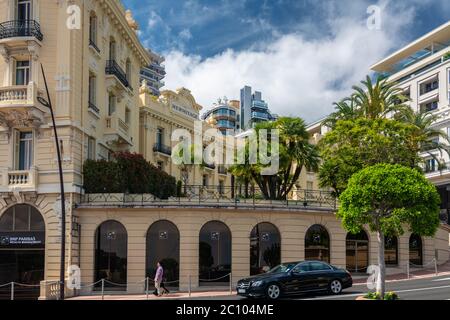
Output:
98,0,151,66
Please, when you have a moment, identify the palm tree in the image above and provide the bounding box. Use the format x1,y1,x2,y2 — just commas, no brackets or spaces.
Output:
230,117,320,200
395,107,450,169
352,75,409,119
322,97,360,128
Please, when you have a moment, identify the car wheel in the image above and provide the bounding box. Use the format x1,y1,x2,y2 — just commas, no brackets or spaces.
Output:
329,279,343,295
266,283,281,300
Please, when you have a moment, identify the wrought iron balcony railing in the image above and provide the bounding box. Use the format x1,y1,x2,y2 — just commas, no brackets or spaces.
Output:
204,163,216,170
106,60,130,88
89,39,100,53
88,101,99,113
80,186,337,211
153,143,172,156
0,20,43,41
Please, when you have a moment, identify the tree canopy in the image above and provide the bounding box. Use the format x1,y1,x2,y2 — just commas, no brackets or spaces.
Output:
338,163,441,298
318,118,422,196
338,164,440,237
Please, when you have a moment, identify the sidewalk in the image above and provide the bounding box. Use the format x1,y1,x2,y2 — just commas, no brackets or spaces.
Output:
353,261,450,284
68,262,450,300
68,290,236,300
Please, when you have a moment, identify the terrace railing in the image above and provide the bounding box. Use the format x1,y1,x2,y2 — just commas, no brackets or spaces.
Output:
80,186,337,211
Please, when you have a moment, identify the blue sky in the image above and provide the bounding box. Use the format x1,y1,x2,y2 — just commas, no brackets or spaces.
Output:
123,0,450,122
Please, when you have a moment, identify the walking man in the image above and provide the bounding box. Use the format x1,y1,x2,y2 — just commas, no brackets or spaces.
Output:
154,261,164,297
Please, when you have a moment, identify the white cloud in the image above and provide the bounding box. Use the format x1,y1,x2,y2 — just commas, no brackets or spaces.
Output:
162,1,421,122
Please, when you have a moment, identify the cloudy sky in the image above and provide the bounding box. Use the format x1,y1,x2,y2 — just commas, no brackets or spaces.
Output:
123,0,450,123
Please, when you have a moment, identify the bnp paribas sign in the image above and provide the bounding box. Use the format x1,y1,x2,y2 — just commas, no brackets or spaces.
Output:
0,232,45,249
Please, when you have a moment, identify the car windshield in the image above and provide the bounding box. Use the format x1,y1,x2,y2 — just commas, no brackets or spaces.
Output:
267,263,298,274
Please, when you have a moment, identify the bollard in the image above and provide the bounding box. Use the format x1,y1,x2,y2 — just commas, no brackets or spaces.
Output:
434,258,438,276
101,279,105,300
229,273,232,295
189,275,191,297
146,277,149,300
10,282,14,301
406,262,410,279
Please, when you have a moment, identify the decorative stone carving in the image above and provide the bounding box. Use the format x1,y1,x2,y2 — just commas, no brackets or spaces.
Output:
12,188,24,204
27,41,40,61
0,110,44,128
0,44,10,63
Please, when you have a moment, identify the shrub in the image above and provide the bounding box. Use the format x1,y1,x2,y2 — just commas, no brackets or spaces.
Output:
83,152,177,199
363,291,400,300
83,159,121,193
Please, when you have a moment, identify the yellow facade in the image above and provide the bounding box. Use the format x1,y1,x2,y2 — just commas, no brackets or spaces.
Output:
0,0,448,301
0,0,150,296
139,84,232,187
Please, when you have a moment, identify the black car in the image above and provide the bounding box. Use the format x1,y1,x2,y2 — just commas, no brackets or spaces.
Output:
237,261,352,300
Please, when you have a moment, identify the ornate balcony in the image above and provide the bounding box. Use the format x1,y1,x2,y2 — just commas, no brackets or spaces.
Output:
0,82,47,129
0,20,43,41
104,115,132,148
106,60,130,89
0,166,38,193
0,20,43,59
153,143,172,156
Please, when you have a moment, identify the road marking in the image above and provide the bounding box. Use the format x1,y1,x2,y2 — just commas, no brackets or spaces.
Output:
432,278,450,282
304,285,450,300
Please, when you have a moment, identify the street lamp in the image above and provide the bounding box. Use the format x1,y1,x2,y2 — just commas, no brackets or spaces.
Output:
37,64,66,301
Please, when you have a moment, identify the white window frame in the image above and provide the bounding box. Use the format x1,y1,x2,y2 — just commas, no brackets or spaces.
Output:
14,129,34,171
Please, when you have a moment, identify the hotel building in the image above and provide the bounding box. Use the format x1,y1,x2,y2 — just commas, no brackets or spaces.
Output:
0,1,447,300
371,21,450,225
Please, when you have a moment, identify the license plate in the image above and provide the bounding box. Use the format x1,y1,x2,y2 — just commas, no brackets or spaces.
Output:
238,289,246,294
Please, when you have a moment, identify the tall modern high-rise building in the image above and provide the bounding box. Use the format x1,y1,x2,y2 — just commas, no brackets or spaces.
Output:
202,97,240,135
240,86,276,130
140,49,166,96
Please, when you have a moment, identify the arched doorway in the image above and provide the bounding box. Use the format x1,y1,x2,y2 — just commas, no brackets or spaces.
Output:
199,221,231,286
385,236,398,266
146,220,180,289
346,230,369,273
409,234,423,266
0,204,45,300
94,220,127,290
305,224,330,263
250,223,280,275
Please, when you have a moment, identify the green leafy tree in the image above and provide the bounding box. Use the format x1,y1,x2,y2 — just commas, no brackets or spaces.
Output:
338,164,440,298
319,118,422,196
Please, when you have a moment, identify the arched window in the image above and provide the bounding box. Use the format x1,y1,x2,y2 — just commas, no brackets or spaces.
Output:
346,230,369,273
250,223,280,275
0,204,45,299
146,220,180,288
305,224,330,263
409,234,423,266
94,220,127,289
199,221,231,286
385,236,398,266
